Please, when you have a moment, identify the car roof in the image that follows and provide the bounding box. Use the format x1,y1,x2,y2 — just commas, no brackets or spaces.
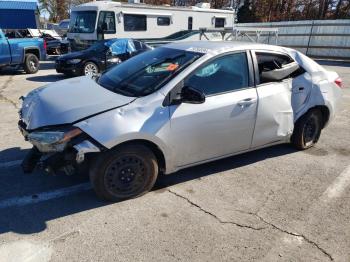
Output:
164,41,288,54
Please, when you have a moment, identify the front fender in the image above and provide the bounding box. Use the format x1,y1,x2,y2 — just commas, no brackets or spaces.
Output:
74,93,176,173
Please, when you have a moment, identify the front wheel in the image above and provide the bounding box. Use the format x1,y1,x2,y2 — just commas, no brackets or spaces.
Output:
90,145,158,201
24,54,39,74
291,109,323,150
83,62,99,76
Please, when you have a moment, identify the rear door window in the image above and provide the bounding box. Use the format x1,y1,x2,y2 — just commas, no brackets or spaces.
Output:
255,52,302,84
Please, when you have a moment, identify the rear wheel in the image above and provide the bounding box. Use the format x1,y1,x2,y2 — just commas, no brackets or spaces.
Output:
90,145,158,201
291,109,323,150
24,53,39,74
83,62,99,76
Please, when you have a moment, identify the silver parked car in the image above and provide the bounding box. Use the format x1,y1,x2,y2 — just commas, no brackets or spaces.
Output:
19,41,343,201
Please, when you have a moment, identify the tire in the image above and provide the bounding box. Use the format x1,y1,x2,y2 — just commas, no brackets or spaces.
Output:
291,109,323,150
90,145,158,202
24,53,39,74
83,62,99,76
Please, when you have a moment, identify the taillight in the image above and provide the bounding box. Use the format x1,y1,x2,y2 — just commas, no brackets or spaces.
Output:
335,77,343,88
43,40,47,51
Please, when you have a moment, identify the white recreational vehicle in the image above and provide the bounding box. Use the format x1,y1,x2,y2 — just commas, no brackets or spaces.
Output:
67,1,235,49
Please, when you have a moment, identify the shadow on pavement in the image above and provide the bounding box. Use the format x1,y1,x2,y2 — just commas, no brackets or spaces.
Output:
155,144,297,190
0,144,297,235
0,68,24,75
26,74,66,83
39,61,56,70
0,147,30,163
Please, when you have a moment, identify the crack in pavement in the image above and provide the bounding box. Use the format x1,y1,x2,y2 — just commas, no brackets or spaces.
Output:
0,96,19,109
254,214,334,261
0,75,19,109
168,189,334,261
167,189,266,231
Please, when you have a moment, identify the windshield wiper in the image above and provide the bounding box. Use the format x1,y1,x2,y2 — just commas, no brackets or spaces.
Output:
113,83,136,97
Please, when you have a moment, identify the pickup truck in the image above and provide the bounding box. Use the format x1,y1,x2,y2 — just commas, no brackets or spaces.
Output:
0,28,46,74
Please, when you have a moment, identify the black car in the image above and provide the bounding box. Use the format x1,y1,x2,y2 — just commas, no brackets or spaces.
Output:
42,33,62,55
55,38,152,77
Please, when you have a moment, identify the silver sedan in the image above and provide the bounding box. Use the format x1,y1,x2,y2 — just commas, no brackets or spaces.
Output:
19,41,343,201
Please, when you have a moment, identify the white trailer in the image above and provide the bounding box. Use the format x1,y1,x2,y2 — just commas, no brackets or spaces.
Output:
67,1,234,49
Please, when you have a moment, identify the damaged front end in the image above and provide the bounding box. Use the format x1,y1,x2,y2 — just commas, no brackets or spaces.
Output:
19,121,101,175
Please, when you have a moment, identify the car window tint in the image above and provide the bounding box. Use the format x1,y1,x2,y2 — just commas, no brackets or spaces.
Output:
184,53,249,96
256,52,296,84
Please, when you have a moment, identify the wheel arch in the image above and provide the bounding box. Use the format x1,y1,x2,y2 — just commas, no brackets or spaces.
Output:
314,105,330,129
23,47,40,61
110,139,166,174
84,60,100,70
296,105,330,129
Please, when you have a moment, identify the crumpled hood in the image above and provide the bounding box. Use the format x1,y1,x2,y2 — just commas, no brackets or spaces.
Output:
20,76,135,130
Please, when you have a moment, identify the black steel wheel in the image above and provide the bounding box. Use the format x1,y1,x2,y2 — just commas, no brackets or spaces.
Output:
291,109,323,150
90,144,158,201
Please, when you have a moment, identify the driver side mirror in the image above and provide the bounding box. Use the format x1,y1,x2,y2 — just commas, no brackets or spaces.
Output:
181,86,205,104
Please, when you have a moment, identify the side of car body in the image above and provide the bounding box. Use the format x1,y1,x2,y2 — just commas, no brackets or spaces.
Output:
73,42,342,174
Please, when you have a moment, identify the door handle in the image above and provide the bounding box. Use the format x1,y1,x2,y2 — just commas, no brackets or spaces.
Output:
293,87,304,93
238,98,255,107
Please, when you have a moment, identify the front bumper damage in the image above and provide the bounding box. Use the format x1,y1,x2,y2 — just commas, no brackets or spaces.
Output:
21,140,100,175
19,122,101,175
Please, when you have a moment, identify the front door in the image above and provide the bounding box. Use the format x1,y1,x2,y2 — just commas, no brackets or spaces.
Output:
0,33,11,66
168,52,258,168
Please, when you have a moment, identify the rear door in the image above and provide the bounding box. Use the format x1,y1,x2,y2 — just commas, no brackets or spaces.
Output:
251,51,299,148
168,51,258,167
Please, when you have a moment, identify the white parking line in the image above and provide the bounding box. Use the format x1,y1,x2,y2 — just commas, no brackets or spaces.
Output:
320,164,350,203
0,183,92,209
0,160,22,168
